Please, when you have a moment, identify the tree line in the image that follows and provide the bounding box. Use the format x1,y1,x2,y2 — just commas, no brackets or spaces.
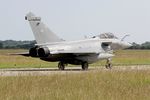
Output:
0,40,36,49
0,40,150,49
128,42,150,49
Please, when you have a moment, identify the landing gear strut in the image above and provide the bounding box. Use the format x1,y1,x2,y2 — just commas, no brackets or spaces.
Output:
105,58,112,69
82,62,88,70
58,62,65,70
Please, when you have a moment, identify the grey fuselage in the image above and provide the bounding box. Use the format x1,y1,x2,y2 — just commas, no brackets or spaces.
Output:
25,12,131,66
38,37,128,65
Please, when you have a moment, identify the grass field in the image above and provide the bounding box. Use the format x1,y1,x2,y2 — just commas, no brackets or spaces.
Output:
92,50,150,66
0,49,150,100
0,49,150,68
0,70,150,100
0,49,57,68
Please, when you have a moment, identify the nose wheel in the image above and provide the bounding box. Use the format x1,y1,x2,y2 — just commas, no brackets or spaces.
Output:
105,58,112,69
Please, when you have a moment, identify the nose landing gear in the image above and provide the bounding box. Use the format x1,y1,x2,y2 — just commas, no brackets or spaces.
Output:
105,58,112,69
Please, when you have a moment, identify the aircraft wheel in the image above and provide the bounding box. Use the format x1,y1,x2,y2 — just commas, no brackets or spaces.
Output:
105,58,112,69
105,63,112,69
58,62,65,70
82,62,88,70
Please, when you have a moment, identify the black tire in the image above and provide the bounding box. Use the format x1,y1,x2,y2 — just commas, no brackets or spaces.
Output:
105,63,112,69
58,62,65,70
82,62,88,70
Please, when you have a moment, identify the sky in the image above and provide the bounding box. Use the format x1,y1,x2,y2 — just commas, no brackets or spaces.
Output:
0,0,150,43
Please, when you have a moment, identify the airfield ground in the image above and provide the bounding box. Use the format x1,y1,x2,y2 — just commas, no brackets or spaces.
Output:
0,66,150,100
0,49,150,68
0,49,150,100
0,65,150,76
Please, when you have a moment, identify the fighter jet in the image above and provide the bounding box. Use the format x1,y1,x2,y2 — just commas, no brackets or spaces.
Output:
20,12,131,70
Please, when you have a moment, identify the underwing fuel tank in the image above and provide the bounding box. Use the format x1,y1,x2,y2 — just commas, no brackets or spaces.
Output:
98,53,114,59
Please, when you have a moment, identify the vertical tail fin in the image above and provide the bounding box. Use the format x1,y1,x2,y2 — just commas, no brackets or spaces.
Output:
25,12,63,44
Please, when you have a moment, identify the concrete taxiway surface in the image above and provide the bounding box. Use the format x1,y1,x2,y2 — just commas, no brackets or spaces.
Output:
0,65,150,76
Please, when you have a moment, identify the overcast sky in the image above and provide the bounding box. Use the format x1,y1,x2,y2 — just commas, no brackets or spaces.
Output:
0,0,150,43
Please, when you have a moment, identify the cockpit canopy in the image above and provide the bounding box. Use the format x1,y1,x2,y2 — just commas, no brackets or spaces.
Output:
93,33,118,39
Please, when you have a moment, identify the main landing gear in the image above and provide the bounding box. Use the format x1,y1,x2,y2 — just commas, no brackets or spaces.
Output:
81,62,88,70
58,61,89,70
58,60,111,70
58,62,65,70
105,58,112,69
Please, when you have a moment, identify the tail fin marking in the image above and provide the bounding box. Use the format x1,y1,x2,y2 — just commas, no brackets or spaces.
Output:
25,12,63,44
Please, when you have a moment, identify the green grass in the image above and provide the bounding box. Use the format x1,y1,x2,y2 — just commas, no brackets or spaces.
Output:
0,49,57,68
92,50,150,66
0,70,150,100
0,49,150,68
0,49,150,100
113,50,150,65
